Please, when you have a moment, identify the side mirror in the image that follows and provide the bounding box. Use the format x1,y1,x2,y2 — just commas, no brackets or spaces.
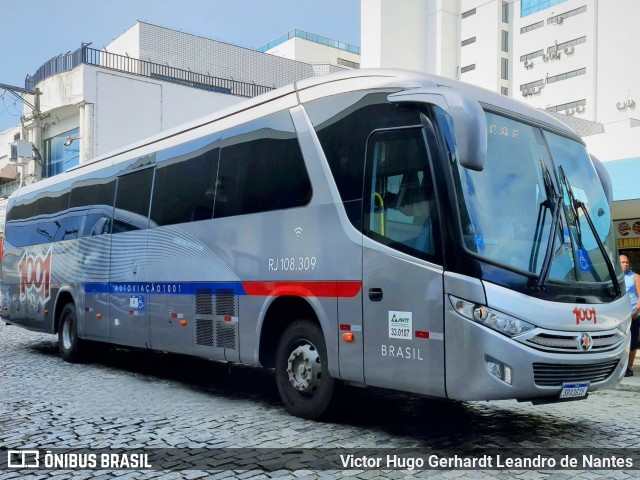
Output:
589,153,613,207
388,88,487,171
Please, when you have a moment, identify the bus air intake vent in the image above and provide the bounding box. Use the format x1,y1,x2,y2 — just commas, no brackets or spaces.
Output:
196,319,214,346
215,289,236,316
195,289,213,315
532,360,619,386
526,331,625,353
216,320,236,349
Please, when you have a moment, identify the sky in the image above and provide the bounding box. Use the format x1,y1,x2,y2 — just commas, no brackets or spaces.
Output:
0,0,361,131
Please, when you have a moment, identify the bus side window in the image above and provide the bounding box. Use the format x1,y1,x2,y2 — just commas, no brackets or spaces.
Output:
84,214,111,236
363,127,441,263
113,168,154,232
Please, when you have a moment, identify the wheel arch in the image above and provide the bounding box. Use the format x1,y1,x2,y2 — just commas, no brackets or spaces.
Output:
53,289,76,334
259,295,322,369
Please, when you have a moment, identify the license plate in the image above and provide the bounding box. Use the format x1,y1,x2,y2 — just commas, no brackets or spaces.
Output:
559,382,589,399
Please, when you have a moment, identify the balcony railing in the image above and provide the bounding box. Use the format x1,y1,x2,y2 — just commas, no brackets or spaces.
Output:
0,180,20,198
25,45,274,98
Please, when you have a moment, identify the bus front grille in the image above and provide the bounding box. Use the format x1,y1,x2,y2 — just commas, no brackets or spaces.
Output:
532,360,619,386
525,331,625,353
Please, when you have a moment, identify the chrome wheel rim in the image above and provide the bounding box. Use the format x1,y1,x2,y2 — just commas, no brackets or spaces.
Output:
286,342,321,394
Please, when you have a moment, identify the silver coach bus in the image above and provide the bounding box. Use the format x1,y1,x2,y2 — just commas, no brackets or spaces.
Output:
1,69,631,419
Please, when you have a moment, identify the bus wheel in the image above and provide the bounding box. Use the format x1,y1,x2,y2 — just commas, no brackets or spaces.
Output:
275,320,336,419
58,303,84,363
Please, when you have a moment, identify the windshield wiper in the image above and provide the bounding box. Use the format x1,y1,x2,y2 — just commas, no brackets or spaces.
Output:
530,159,562,290
558,166,622,298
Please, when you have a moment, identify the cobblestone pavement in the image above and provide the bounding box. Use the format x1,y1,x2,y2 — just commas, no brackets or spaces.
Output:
1,322,638,479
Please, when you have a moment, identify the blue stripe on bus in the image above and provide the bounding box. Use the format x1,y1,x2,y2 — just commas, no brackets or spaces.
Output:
84,282,247,295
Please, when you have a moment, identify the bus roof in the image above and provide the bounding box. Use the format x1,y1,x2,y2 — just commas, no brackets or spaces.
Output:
11,68,580,200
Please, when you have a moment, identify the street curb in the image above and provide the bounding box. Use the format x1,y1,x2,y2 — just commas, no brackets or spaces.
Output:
615,383,640,393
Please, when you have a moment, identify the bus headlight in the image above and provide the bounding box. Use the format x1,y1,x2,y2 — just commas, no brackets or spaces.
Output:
449,296,535,337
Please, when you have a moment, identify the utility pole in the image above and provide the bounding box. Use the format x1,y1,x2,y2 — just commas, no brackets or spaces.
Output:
0,82,43,185
0,82,40,117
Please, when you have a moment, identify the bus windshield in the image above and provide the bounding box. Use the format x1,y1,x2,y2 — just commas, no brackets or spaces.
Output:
455,111,619,285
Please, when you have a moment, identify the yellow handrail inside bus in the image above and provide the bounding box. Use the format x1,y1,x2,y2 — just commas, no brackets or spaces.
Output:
374,192,384,236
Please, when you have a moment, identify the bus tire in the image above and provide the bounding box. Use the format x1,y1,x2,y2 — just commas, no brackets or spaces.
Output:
58,303,84,363
275,319,336,419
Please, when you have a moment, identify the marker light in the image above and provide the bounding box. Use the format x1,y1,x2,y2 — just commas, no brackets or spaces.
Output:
342,332,355,342
450,296,535,337
180,319,187,326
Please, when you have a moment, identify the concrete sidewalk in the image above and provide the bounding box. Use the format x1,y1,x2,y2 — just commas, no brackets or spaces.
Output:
617,362,640,392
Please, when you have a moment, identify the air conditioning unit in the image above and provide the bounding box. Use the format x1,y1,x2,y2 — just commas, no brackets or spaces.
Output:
566,108,575,115
542,54,550,61
557,16,564,24
564,46,575,54
576,105,585,113
616,101,625,109
530,86,539,94
628,99,636,108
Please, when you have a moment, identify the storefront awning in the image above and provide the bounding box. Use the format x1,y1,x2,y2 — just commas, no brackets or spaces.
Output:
0,163,19,180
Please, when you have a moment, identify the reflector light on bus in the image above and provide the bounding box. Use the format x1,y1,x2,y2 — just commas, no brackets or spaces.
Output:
342,332,354,342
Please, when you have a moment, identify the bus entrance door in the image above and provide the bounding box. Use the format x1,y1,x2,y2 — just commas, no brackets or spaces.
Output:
361,127,446,396
362,248,446,397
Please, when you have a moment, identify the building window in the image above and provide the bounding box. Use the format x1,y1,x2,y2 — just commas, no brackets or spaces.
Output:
461,36,476,47
502,1,509,22
548,36,586,54
501,31,509,52
462,8,476,19
501,87,509,96
546,99,586,113
520,50,544,62
44,128,80,178
337,58,360,69
546,68,587,85
520,79,544,91
521,0,568,17
501,58,509,80
461,64,476,74
521,21,544,34
547,5,587,24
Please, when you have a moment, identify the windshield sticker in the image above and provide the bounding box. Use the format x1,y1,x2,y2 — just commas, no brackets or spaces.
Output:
577,248,592,272
389,311,412,340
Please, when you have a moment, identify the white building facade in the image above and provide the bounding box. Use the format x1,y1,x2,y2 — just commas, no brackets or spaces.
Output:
361,0,640,266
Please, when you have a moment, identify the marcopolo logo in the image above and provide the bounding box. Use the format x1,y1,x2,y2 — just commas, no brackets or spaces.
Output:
19,246,52,302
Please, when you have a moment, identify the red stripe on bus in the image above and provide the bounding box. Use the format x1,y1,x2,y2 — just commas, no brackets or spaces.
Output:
242,281,362,298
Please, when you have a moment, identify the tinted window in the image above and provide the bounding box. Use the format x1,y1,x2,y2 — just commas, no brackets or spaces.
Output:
304,91,422,228
70,179,116,208
150,144,219,226
363,127,441,263
35,191,70,216
113,168,154,232
214,111,311,218
6,200,36,222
